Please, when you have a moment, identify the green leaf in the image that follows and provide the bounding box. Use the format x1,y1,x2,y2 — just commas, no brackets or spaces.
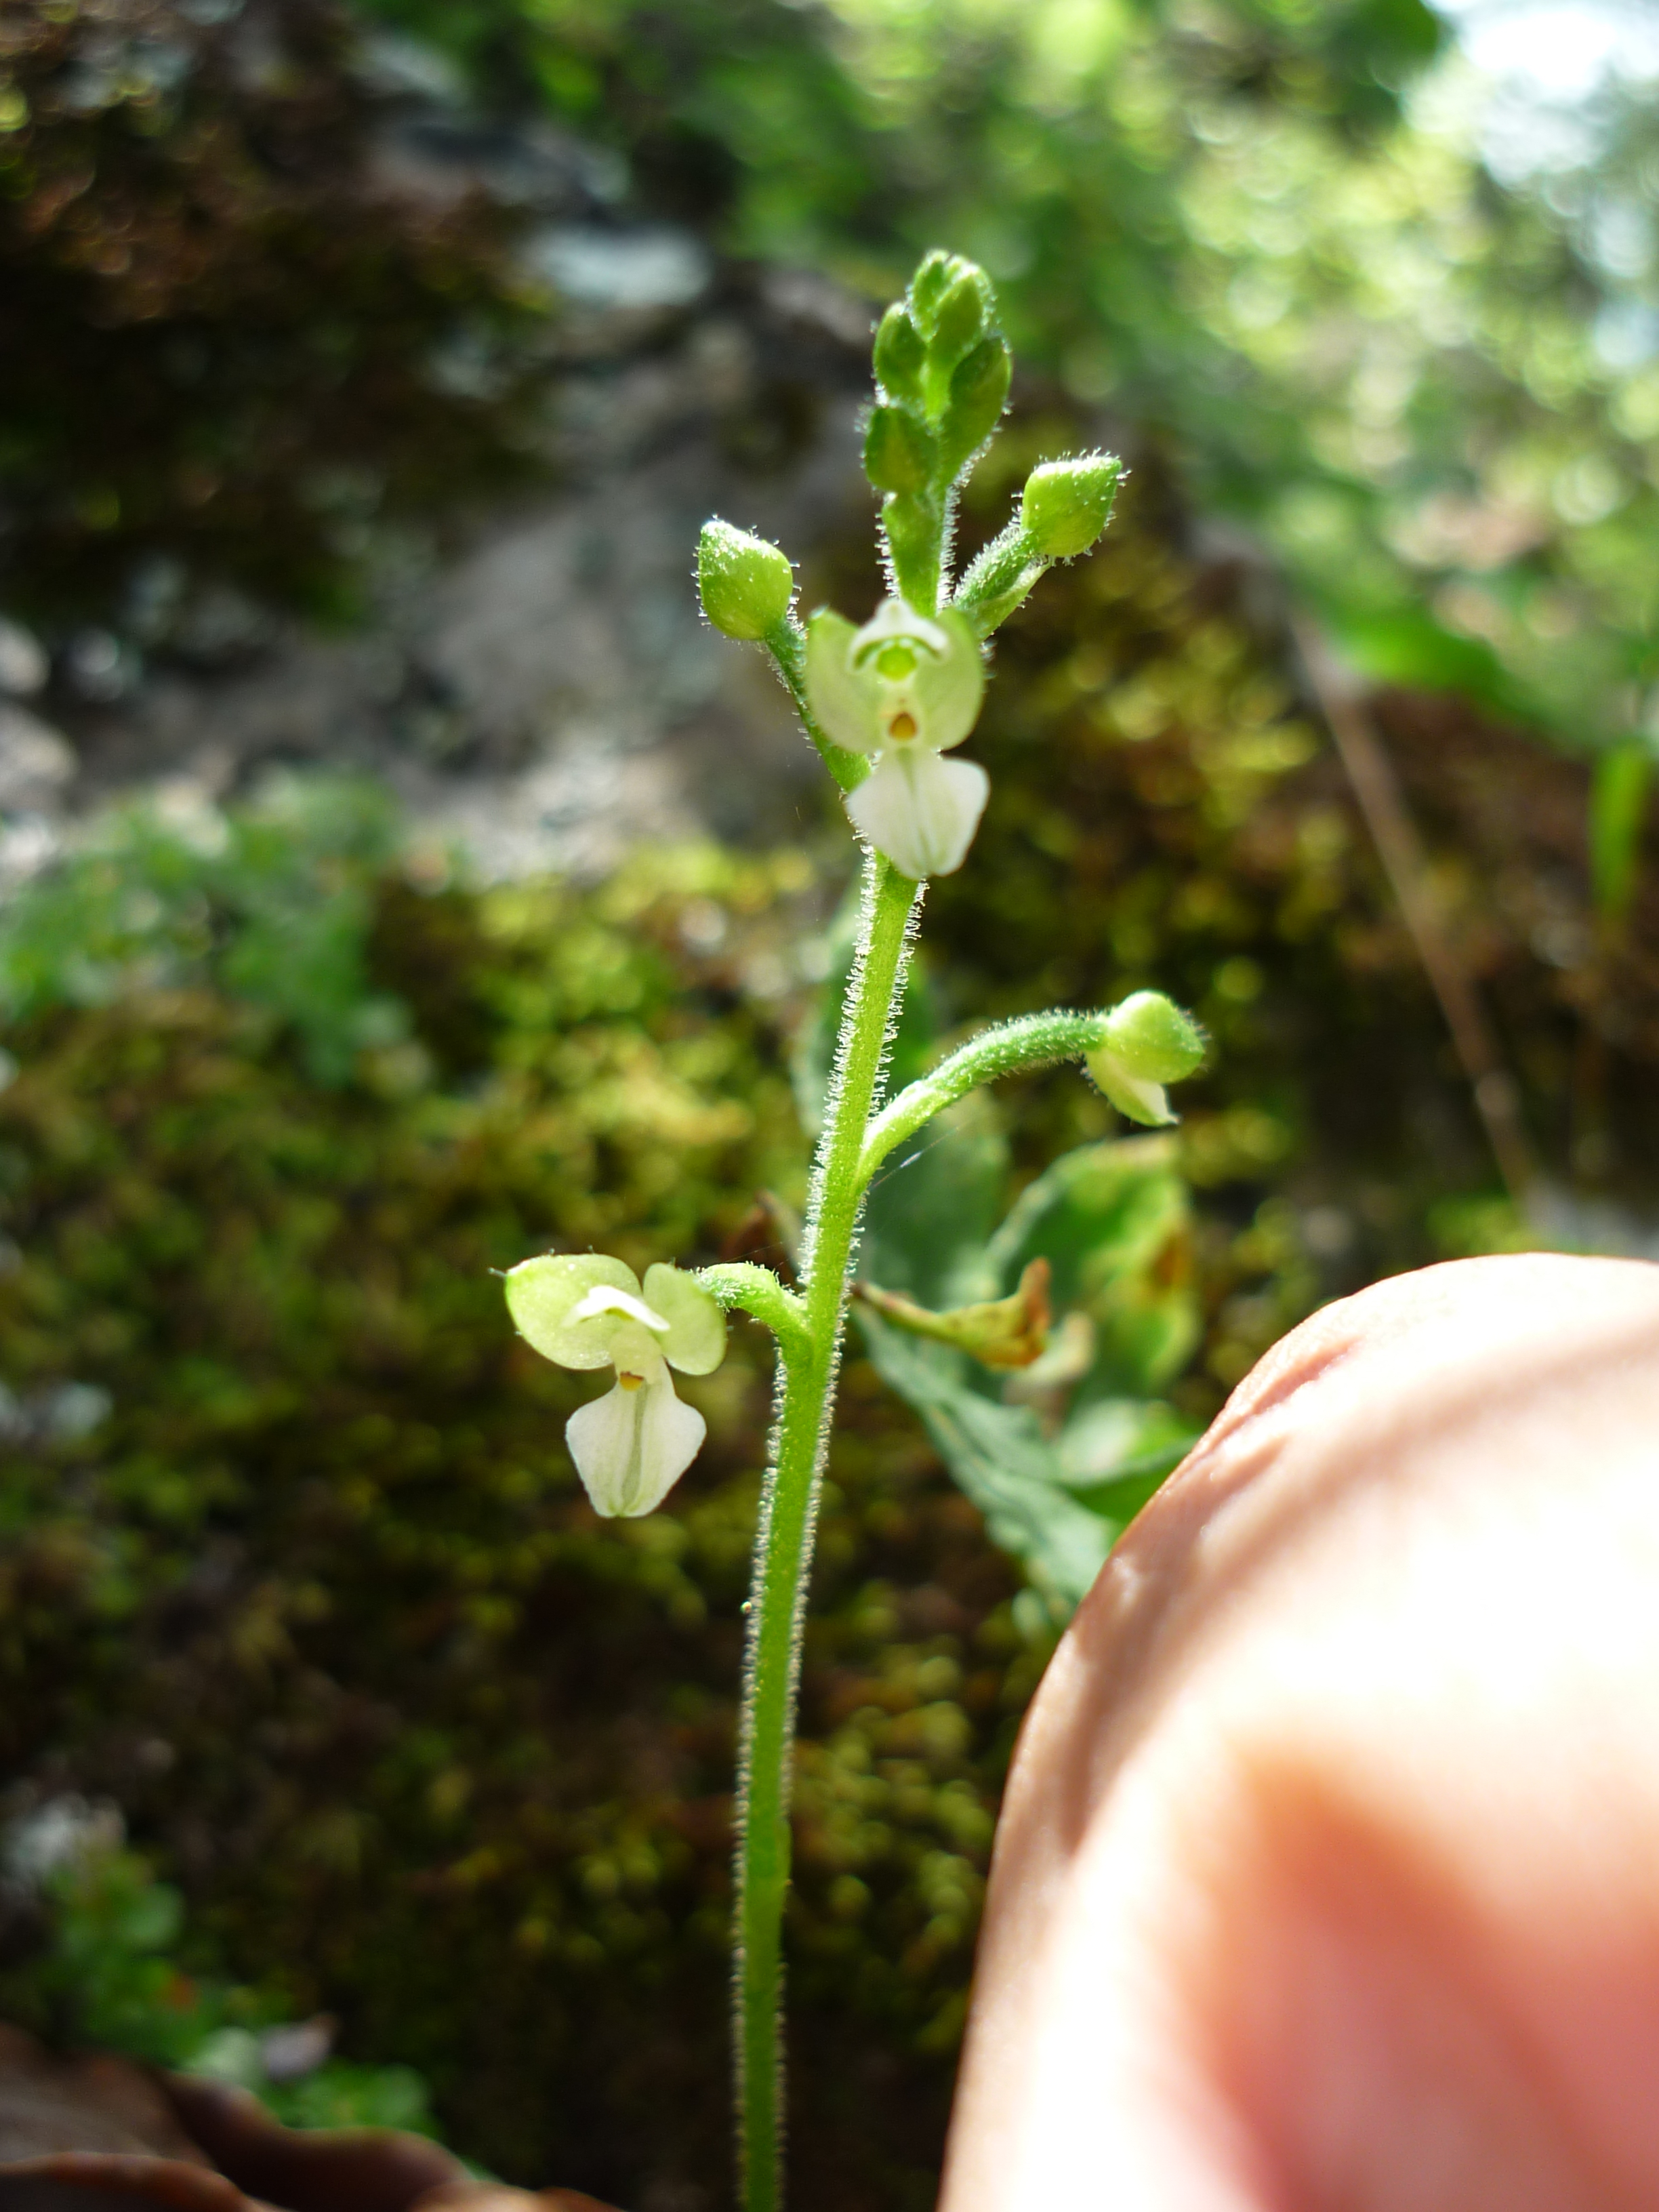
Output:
863,1136,1201,1612
1319,602,1536,729
1054,1396,1195,1519
857,1317,1113,1610
861,1091,1007,1311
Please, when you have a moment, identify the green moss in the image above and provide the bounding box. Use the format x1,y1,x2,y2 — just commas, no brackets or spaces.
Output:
0,794,1033,2207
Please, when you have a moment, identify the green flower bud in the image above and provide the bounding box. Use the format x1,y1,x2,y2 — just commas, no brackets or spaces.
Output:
697,520,794,640
1102,990,1206,1083
939,335,1011,478
864,403,936,496
909,249,956,331
1084,991,1204,1126
873,303,926,408
929,264,995,367
1021,454,1122,560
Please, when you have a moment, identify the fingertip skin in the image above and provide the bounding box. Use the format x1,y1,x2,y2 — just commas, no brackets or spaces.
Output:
943,1255,1659,2212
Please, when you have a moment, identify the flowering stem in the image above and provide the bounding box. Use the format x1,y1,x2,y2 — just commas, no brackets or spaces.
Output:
951,518,1049,637
735,850,920,2212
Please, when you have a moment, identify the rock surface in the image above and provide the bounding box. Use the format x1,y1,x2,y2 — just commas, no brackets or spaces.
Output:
9,258,880,887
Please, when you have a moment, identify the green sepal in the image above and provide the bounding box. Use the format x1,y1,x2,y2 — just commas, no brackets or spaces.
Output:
506,1252,639,1370
640,1261,726,1375
904,605,985,749
763,615,869,793
803,606,877,754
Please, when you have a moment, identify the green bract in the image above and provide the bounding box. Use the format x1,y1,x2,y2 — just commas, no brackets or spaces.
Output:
506,1254,725,1517
804,598,988,880
697,521,794,642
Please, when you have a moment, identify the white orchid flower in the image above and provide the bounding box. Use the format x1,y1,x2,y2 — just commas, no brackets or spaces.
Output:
804,598,989,879
504,1254,726,1517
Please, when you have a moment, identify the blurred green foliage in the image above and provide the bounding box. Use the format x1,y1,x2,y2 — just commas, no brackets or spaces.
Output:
0,778,407,1083
354,0,1659,834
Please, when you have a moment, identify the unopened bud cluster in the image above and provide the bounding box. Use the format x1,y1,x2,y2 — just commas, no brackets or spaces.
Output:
867,251,1012,612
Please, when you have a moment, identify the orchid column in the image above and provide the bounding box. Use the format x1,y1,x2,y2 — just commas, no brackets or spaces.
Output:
505,251,1206,2212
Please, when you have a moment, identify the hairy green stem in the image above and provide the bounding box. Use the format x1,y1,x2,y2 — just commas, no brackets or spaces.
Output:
735,852,920,2212
859,1008,1106,1188
952,518,1050,638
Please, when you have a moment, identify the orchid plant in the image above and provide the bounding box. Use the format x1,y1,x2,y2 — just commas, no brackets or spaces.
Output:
504,251,1204,2212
